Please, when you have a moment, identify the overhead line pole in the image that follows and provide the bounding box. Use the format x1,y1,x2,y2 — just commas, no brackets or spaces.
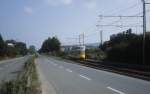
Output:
100,30,103,46
96,24,103,47
141,0,146,64
79,35,81,46
83,33,85,46
141,0,150,64
79,33,85,46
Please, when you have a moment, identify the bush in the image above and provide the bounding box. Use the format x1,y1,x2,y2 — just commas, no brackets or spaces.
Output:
101,29,150,65
86,48,106,60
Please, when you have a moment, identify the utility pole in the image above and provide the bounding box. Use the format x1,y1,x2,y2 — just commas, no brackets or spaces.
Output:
79,35,81,46
141,0,150,64
100,30,103,46
79,33,85,46
142,0,146,64
141,0,147,64
83,33,85,46
96,24,103,47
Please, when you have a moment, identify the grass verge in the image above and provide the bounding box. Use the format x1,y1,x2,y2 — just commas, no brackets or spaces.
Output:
0,56,41,94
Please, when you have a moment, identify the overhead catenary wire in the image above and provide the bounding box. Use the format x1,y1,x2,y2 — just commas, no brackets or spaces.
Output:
63,1,150,46
98,9,150,29
86,2,150,45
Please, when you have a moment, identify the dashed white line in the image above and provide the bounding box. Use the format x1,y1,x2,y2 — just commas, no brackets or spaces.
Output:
107,87,125,94
66,69,73,72
79,74,91,80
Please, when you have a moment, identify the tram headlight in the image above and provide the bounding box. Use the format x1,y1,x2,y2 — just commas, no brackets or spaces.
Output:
80,54,85,59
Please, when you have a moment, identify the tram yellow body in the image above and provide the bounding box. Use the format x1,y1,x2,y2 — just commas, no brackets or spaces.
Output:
69,46,86,60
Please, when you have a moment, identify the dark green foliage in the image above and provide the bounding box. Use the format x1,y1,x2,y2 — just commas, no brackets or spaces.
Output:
39,38,51,53
101,29,150,65
86,48,106,60
0,34,6,57
28,45,36,54
145,33,150,64
6,46,18,57
0,34,28,58
50,37,61,52
39,37,61,53
15,42,28,55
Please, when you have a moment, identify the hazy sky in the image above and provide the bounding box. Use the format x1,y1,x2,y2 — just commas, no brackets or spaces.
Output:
0,0,149,48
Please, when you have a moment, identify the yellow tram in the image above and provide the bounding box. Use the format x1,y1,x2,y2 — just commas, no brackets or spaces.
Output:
69,46,86,60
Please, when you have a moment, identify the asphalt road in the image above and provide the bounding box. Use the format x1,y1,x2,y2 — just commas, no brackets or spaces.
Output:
0,56,30,84
36,55,150,94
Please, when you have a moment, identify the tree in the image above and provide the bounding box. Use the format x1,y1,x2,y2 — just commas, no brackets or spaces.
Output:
39,37,61,53
39,38,51,53
5,40,18,57
101,29,150,65
15,42,28,55
6,46,18,57
0,34,6,56
28,45,36,54
0,34,28,57
50,37,61,52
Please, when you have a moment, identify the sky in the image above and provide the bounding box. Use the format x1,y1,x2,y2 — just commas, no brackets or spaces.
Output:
0,0,150,49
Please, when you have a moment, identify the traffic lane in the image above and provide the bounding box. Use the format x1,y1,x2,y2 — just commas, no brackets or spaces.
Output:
0,56,27,65
46,56,150,94
0,56,29,81
37,57,114,94
0,56,30,82
0,56,30,70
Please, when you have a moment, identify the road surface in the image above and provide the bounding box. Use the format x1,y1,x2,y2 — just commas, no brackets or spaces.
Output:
36,55,150,94
0,56,30,84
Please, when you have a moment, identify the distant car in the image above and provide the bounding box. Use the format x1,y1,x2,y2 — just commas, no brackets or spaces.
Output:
68,46,86,60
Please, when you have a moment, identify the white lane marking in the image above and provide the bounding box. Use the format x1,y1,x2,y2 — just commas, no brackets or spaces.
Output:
79,74,91,80
59,66,63,69
66,69,73,72
107,87,125,94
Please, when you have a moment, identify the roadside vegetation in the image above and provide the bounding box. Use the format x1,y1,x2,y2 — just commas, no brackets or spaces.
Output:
39,36,61,56
86,48,106,61
0,55,41,94
0,34,36,60
100,29,150,65
71,29,149,66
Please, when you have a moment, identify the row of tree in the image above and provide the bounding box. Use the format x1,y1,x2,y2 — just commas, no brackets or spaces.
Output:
100,29,150,65
0,34,36,58
39,37,61,54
